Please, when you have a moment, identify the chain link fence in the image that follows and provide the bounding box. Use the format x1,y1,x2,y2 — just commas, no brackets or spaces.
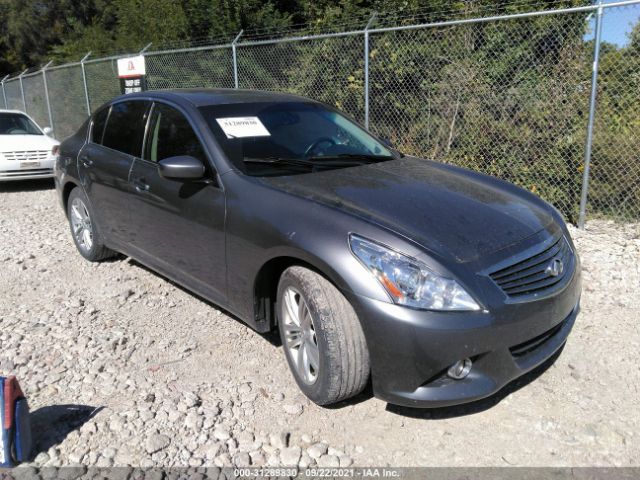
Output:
3,78,23,110
45,64,89,140
239,34,366,123
368,12,592,222
85,58,122,114
1,1,639,225
146,45,235,90
22,71,49,128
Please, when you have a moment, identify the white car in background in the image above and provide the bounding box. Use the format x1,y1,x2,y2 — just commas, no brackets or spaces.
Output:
0,110,59,181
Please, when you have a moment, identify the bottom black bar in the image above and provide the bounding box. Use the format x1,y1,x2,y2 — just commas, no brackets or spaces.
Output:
1,467,639,480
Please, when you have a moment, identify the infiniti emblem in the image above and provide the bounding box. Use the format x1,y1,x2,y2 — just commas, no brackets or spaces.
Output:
546,258,564,277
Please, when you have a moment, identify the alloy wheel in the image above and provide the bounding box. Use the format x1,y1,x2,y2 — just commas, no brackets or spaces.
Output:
282,286,320,385
70,197,93,252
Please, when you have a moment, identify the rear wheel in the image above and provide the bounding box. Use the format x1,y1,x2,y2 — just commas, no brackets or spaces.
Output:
67,187,115,262
277,266,370,405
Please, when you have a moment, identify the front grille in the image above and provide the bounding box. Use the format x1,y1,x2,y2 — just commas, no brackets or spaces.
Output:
2,150,50,161
510,318,566,358
489,236,573,298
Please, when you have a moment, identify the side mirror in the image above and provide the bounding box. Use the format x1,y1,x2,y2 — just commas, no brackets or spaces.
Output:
158,155,205,181
43,127,53,136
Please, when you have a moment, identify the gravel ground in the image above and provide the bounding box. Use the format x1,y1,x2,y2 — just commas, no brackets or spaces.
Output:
0,179,638,468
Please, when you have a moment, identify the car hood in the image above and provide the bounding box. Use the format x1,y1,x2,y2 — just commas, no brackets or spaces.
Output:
260,157,555,263
0,134,59,153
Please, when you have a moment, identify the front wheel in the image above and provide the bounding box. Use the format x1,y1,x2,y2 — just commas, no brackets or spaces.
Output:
277,266,370,405
67,187,116,262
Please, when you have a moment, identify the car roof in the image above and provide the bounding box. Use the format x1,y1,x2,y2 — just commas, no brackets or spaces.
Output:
116,88,317,108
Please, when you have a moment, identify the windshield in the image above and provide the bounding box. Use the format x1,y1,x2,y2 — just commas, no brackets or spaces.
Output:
199,101,394,176
0,112,42,135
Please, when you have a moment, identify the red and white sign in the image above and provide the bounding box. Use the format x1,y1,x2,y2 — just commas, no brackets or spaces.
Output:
117,55,146,78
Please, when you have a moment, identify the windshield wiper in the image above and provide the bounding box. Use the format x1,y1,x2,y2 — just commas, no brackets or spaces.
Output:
243,156,371,169
242,154,395,173
243,157,319,169
307,153,394,164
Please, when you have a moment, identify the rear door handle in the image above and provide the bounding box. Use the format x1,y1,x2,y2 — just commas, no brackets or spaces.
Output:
80,155,93,167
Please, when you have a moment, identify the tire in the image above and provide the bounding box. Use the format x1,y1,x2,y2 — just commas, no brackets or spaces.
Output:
277,266,370,405
67,187,116,262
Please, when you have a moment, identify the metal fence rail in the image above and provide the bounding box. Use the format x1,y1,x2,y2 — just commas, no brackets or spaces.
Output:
2,0,639,226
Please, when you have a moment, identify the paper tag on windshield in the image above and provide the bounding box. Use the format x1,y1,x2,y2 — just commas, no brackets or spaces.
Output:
216,117,270,139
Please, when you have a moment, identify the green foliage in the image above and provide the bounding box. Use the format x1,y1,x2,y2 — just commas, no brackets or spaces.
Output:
114,0,189,49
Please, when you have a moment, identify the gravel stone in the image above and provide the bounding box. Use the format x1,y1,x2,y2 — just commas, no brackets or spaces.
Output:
283,403,304,416
182,391,201,408
67,449,87,464
280,446,302,466
214,453,232,467
250,450,266,466
236,430,255,446
101,447,117,459
339,455,353,467
317,454,341,467
145,434,171,454
307,442,329,459
185,410,203,430
213,427,231,441
95,455,113,467
299,451,313,468
270,432,289,449
201,443,221,460
233,451,251,467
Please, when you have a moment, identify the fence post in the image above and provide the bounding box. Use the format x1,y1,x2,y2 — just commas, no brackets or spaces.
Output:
1,75,8,109
578,3,604,229
42,61,54,133
80,52,92,115
139,43,152,55
232,30,244,89
18,69,28,113
137,43,153,94
364,12,377,130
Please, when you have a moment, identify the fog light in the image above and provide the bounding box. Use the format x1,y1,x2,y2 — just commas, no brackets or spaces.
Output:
447,358,472,379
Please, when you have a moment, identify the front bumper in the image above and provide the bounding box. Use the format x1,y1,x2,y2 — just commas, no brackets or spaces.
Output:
0,157,55,181
346,255,581,408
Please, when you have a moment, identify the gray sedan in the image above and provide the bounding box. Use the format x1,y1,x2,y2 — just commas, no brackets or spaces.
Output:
54,89,581,408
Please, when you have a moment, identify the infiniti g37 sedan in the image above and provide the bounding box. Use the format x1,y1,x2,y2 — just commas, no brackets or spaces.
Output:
0,110,59,181
54,89,581,408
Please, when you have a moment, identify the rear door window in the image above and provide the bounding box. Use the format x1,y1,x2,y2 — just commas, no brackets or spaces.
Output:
102,100,150,156
91,107,110,144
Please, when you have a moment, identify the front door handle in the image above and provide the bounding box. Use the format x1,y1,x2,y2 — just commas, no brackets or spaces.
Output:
133,178,150,193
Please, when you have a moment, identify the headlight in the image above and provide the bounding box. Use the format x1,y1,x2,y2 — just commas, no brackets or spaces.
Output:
349,235,480,311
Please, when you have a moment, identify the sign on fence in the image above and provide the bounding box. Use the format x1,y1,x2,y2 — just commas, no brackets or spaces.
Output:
117,55,147,94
